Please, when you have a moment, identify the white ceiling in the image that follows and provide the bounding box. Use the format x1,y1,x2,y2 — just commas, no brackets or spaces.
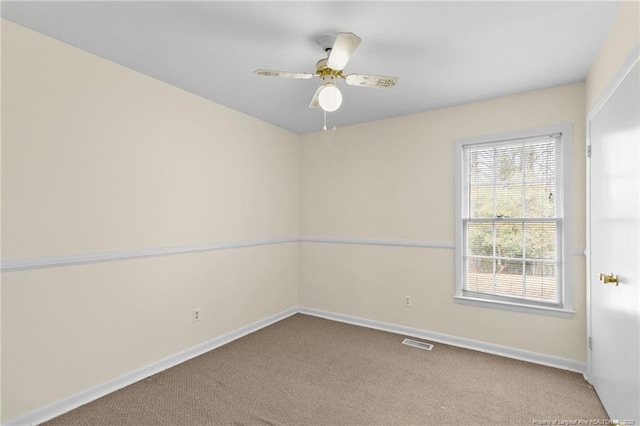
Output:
2,1,621,134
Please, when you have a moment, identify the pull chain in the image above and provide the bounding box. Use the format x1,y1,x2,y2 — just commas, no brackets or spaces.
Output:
323,110,337,132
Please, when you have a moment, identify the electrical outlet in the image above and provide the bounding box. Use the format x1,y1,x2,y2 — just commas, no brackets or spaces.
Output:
404,295,412,307
193,308,200,322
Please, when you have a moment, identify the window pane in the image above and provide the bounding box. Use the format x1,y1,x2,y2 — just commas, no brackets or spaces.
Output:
524,142,556,218
468,147,495,218
468,147,494,186
524,261,558,301
495,145,523,184
466,257,494,294
525,181,555,218
469,185,494,218
524,222,557,260
495,183,523,218
495,221,523,260
494,261,524,297
467,222,493,256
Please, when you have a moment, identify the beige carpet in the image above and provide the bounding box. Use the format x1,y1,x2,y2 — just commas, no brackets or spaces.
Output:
43,314,607,425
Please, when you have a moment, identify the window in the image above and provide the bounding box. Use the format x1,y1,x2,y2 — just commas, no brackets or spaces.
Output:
454,125,573,317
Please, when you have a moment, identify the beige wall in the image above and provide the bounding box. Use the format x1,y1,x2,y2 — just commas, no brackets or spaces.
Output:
2,22,299,258
586,1,640,111
299,83,587,362
1,20,299,421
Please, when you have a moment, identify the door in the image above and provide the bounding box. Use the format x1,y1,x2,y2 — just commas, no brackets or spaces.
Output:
589,56,640,422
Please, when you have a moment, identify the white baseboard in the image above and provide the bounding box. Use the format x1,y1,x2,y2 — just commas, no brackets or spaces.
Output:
4,305,586,425
298,306,586,374
3,307,298,426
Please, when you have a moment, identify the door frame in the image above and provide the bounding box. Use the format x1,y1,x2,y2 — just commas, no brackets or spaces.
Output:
585,45,640,383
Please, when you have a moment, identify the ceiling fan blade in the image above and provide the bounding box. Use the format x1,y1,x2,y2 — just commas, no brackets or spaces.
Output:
345,74,398,88
308,84,325,108
254,69,315,79
327,32,361,71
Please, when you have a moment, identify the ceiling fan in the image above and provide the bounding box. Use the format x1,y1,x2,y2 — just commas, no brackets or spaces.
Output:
254,32,398,113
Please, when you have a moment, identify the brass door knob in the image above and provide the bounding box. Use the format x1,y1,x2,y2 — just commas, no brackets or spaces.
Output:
599,273,619,286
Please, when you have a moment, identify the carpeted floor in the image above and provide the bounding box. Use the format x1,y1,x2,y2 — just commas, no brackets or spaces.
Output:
43,314,607,425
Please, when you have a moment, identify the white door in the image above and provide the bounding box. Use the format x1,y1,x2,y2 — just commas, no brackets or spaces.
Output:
589,56,640,422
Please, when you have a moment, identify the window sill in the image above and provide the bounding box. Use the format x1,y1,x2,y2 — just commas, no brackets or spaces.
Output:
454,295,575,318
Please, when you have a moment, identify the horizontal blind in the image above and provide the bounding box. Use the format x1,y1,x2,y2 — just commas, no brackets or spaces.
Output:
462,134,562,305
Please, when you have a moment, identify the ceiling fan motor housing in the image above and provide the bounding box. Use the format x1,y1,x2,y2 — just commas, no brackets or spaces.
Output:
315,58,343,78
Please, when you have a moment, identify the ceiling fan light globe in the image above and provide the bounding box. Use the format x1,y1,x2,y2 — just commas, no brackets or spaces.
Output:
318,85,343,112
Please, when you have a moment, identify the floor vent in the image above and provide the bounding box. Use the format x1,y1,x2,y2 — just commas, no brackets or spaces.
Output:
402,338,434,351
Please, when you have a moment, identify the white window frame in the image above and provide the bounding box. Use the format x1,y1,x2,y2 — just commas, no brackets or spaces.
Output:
454,124,574,318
